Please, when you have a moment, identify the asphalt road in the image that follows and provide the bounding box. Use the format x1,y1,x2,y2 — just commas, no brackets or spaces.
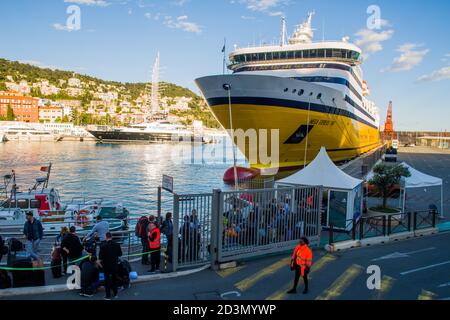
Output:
4,231,449,300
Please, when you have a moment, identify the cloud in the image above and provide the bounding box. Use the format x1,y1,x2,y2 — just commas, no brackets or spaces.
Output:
268,11,283,17
382,44,429,72
145,12,162,21
354,28,394,58
164,15,202,34
242,0,286,11
64,0,110,6
417,66,450,82
172,0,188,6
241,15,256,20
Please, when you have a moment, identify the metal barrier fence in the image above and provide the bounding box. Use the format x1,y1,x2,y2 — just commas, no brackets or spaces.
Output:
172,193,213,270
212,186,322,266
328,210,438,244
0,219,143,266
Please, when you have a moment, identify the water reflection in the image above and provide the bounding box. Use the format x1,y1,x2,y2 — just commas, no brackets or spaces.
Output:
0,141,246,216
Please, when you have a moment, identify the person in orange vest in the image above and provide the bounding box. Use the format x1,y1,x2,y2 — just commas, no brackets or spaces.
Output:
147,221,161,273
288,237,312,294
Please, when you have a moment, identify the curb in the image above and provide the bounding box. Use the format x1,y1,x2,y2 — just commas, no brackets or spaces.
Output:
0,264,210,298
325,240,360,252
325,227,445,253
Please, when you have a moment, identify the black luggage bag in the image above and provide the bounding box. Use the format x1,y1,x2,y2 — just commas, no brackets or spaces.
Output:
8,252,46,288
0,270,12,289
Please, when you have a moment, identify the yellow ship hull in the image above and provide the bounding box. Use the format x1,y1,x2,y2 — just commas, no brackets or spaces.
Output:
196,74,381,171
210,104,380,170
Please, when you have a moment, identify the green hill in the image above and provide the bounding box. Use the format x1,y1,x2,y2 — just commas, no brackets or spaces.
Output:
0,58,219,128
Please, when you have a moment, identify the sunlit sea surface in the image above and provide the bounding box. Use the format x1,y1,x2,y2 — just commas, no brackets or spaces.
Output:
0,141,247,216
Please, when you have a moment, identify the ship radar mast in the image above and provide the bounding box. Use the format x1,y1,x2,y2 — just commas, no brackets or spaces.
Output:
289,11,315,44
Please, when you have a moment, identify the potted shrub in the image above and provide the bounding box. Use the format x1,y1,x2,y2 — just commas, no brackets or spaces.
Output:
368,163,411,215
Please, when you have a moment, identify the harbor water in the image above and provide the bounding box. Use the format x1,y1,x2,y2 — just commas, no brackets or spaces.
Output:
0,140,246,217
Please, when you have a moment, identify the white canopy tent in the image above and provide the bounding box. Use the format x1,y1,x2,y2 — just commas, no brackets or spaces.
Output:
276,147,364,229
366,162,444,217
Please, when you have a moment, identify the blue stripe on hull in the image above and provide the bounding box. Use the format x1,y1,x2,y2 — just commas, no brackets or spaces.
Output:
206,96,378,130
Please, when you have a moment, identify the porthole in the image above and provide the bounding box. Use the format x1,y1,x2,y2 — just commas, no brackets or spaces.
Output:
298,89,304,96
317,93,322,99
292,89,297,93
284,88,289,92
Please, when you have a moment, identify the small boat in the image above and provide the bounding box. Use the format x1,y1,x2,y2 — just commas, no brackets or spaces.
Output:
0,164,129,234
2,124,62,142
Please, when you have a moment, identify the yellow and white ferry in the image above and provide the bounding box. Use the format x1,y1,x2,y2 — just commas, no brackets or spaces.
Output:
196,12,381,176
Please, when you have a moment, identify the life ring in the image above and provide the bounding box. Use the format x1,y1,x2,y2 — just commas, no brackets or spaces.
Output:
76,210,90,228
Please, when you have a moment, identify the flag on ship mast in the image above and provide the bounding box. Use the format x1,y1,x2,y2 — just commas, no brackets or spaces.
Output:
222,38,226,74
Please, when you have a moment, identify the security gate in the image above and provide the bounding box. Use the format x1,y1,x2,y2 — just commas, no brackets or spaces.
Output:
211,186,322,266
169,186,322,271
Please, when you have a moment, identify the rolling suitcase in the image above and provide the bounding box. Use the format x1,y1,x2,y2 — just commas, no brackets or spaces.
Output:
51,259,62,278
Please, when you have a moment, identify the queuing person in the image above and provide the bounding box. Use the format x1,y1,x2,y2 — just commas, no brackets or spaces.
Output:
160,212,173,261
287,237,313,294
189,210,201,261
79,255,100,298
179,215,190,262
55,227,69,247
23,212,44,261
0,234,5,263
86,215,110,243
61,226,84,273
99,232,123,300
147,221,161,273
135,216,150,265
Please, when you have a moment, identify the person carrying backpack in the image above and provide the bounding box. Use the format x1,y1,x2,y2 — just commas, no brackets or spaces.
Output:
135,216,149,265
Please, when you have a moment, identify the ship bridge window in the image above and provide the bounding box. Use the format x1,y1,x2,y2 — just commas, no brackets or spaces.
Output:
288,51,295,59
30,199,40,209
309,50,317,58
318,49,325,58
280,51,287,59
332,49,342,58
17,199,29,209
273,52,280,60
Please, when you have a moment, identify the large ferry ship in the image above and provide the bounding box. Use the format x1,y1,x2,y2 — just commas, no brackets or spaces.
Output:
196,13,381,175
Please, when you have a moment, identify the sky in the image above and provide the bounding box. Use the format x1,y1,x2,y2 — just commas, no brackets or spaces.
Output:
0,0,449,131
